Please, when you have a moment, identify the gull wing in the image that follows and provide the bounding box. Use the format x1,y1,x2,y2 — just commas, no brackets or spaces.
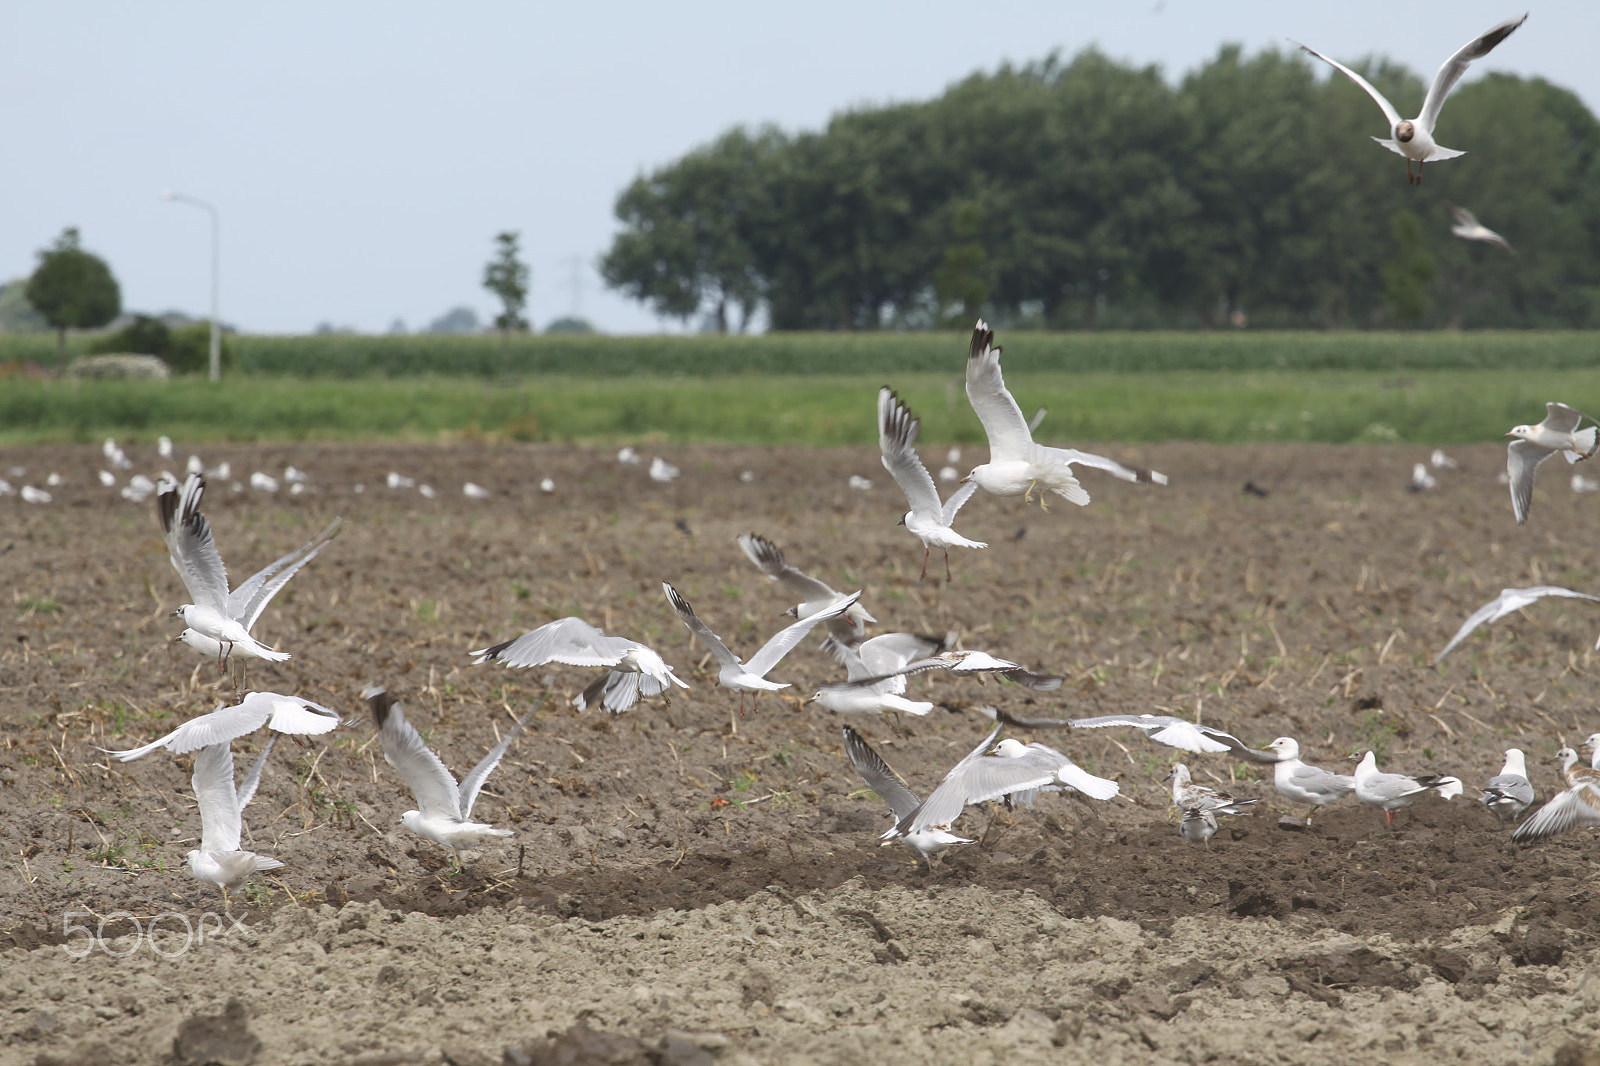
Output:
1294,40,1402,129
459,697,539,819
1512,781,1600,843
736,533,840,605
1436,586,1600,662
159,473,232,613
369,689,463,821
1285,762,1355,795
105,699,272,760
843,727,923,822
1045,445,1168,486
964,322,1035,463
470,616,638,668
941,479,980,525
1542,401,1588,436
877,388,946,520
1507,438,1555,524
229,516,343,630
856,632,950,676
254,692,343,735
743,590,862,678
662,582,743,669
1419,13,1527,133
900,726,1024,834
1447,203,1479,229
236,735,277,809
191,741,243,854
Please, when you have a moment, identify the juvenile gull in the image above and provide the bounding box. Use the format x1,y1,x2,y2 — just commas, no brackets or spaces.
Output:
1295,13,1527,185
1169,763,1260,817
1433,586,1600,663
470,616,687,714
876,387,986,581
1179,808,1220,845
104,691,341,761
809,632,952,717
1352,750,1462,827
1507,402,1600,523
186,737,282,906
964,321,1166,509
1511,748,1600,844
737,532,876,643
368,686,534,865
1479,748,1534,820
1262,737,1356,823
1070,713,1277,763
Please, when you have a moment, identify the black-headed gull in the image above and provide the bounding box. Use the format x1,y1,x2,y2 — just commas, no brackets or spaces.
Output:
736,532,876,642
1352,750,1462,827
1507,402,1599,523
808,632,952,717
1295,13,1527,185
876,387,986,581
1068,713,1277,763
469,617,687,714
1511,748,1600,843
186,737,281,906
871,649,1063,691
159,473,343,664
963,321,1165,509
103,691,341,761
1433,586,1600,663
1480,748,1533,820
1448,204,1514,253
843,726,978,870
1262,737,1355,823
368,686,533,865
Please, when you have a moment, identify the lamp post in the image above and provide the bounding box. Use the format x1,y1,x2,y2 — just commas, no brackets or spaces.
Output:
161,190,221,382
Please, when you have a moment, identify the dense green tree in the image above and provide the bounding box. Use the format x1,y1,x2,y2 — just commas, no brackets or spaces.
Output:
25,228,121,361
482,231,530,334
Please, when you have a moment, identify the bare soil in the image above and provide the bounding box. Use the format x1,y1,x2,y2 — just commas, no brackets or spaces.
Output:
3,440,1599,1065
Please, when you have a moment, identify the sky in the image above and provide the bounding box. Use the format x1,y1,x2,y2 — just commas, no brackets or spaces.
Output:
3,2,1585,336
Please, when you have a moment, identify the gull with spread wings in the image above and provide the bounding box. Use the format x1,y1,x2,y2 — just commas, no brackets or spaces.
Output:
470,617,687,714
736,532,876,641
877,387,986,581
185,737,281,907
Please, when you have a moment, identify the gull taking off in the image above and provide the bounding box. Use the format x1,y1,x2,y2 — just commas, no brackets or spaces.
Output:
1480,748,1534,820
1511,748,1600,843
876,387,986,581
186,737,281,907
963,321,1165,509
104,691,342,761
1433,586,1600,663
737,532,876,642
470,617,687,714
1295,13,1527,185
809,632,952,717
1507,402,1600,523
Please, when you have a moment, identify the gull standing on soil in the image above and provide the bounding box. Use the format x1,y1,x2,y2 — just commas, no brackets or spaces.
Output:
1169,763,1260,818
1262,737,1356,823
159,473,344,665
1294,13,1528,185
736,532,877,643
1448,204,1515,254
808,632,953,717
1511,748,1600,843
1352,750,1463,827
1069,713,1278,763
1479,748,1534,820
663,581,861,728
1433,586,1600,663
1506,402,1600,523
103,691,342,761
186,737,282,907
876,387,987,581
963,321,1166,509
469,617,688,714
368,686,535,866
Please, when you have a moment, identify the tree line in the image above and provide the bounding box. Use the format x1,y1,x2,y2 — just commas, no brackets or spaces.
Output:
600,46,1600,331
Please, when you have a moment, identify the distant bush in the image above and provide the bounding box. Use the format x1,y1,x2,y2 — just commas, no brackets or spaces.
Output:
166,324,232,375
88,314,171,357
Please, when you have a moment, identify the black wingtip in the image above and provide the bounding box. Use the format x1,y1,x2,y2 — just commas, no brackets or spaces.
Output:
364,685,396,727
968,321,995,361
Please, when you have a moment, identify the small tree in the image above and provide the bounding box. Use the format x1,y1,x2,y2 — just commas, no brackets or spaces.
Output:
26,227,122,363
482,231,530,335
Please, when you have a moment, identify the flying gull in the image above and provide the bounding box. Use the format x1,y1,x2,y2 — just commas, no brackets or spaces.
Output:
470,616,687,714
1511,747,1600,844
185,737,282,907
103,691,342,761
1068,713,1278,763
876,387,987,581
736,532,876,642
808,631,952,717
1507,402,1600,523
1433,586,1600,663
1447,203,1515,254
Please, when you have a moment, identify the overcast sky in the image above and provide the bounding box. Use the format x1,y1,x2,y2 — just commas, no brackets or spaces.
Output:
3,2,1581,335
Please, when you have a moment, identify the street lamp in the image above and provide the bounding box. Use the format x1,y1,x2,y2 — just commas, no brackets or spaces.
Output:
161,190,221,382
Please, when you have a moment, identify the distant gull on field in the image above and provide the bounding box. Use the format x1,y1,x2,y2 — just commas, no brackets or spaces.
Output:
1430,448,1459,470
1511,747,1600,843
938,465,959,482
249,472,279,493
418,484,437,500
648,457,679,482
20,486,51,504
1507,402,1599,523
1069,713,1277,763
1479,748,1533,820
877,387,986,581
159,473,343,664
368,686,534,867
964,321,1165,509
158,435,174,459
102,691,341,761
617,446,642,466
1573,473,1600,494
808,631,953,717
103,437,132,470
98,470,116,487
45,472,62,487
1294,13,1527,185
463,482,490,499
1409,463,1438,493
187,455,204,476
737,532,876,643
1448,203,1515,254
386,471,415,490
1262,737,1355,823
848,475,872,491
283,466,307,485
1352,750,1462,827
539,478,555,493
186,737,281,907
470,616,687,714
1433,586,1600,663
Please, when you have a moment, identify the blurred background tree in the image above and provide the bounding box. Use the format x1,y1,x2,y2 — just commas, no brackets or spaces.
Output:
483,231,530,335
25,227,121,361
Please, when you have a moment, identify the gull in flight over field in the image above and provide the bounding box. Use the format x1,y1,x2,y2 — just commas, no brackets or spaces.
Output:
663,581,861,727
103,691,341,761
964,321,1166,509
1295,13,1527,185
1262,737,1355,824
871,649,1063,691
186,737,281,907
1068,713,1278,763
1352,750,1462,827
1507,402,1600,523
1448,204,1515,253
368,686,534,866
159,473,343,665
470,617,687,714
808,631,953,717
1511,747,1600,843
1433,586,1600,663
737,532,876,642
876,387,986,581
1479,748,1534,821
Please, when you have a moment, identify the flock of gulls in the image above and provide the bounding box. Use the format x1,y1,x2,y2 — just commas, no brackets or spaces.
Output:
53,12,1600,902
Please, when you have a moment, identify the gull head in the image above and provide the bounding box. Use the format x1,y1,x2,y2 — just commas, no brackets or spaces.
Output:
1262,736,1299,760
1584,733,1600,753
990,738,1027,758
1506,424,1534,440
1394,119,1416,143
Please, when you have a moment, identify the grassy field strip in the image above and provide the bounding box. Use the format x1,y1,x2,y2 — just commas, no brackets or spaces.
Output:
2,369,1596,446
